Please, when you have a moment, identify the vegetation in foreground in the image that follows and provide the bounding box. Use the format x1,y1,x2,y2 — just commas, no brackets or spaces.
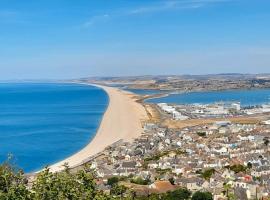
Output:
0,161,213,200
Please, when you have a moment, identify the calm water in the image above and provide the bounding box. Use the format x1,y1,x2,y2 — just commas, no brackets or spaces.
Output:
147,89,270,106
0,83,108,172
126,89,163,95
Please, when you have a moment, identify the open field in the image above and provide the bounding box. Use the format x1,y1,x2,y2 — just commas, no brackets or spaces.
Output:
162,115,267,129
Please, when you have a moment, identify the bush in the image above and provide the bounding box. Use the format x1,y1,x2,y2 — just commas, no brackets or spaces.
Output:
201,168,215,180
110,184,127,197
192,191,213,200
0,163,108,200
0,163,30,200
229,164,247,173
197,132,206,137
32,167,99,199
107,176,119,186
135,188,192,200
168,177,175,185
130,177,150,185
0,162,206,200
164,188,191,200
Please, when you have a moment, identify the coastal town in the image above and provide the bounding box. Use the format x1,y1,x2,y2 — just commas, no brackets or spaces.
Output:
61,76,270,200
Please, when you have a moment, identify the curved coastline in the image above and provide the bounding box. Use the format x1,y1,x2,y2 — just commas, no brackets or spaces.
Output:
47,83,148,172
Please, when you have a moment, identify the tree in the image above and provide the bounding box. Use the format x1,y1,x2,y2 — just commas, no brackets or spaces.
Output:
229,164,247,173
168,177,175,185
164,188,191,200
0,161,117,199
197,132,206,137
0,163,31,200
110,184,127,197
32,166,105,200
223,183,232,198
263,137,269,146
201,168,215,180
223,183,236,200
75,168,98,199
32,167,77,200
192,191,213,200
0,161,211,200
107,176,119,186
227,192,236,200
137,193,160,200
130,177,150,185
247,162,252,169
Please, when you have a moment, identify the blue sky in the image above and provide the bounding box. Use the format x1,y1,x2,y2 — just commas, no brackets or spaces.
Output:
0,0,269,79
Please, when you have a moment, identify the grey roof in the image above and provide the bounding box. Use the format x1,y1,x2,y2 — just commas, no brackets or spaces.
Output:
234,187,248,200
122,161,136,169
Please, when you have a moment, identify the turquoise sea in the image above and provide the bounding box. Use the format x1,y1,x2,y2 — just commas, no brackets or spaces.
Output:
146,89,270,106
0,83,108,172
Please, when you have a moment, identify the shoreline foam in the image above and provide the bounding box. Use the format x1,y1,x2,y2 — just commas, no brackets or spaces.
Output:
47,83,148,172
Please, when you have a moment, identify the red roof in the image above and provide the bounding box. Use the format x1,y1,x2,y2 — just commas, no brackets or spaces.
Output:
151,181,176,193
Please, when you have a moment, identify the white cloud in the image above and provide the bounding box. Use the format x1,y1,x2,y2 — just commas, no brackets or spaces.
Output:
129,1,180,14
82,14,110,28
128,0,231,15
81,0,233,28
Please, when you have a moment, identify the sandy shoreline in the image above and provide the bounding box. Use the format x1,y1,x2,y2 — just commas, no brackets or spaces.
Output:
48,83,148,172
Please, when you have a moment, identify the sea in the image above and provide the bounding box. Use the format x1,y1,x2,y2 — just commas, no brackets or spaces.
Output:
0,83,108,172
146,89,270,106
126,88,163,95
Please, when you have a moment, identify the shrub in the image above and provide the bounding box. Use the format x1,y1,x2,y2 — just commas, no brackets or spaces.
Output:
192,191,213,200
197,132,206,137
107,176,119,186
130,177,150,185
201,168,215,180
